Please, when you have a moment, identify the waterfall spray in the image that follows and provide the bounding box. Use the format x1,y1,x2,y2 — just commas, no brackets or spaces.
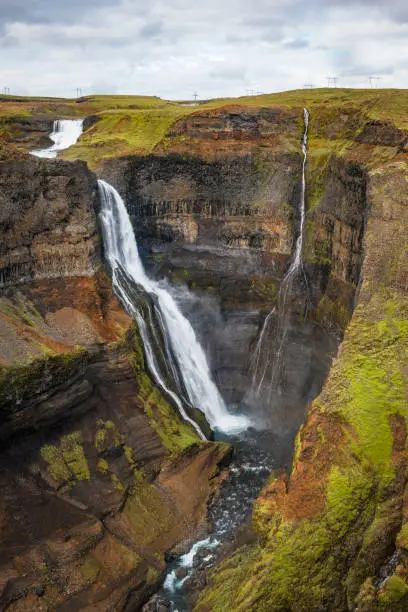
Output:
97,179,249,437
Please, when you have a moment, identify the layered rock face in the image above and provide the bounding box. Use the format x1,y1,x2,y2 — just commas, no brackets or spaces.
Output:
0,157,126,365
0,116,54,151
0,158,99,288
0,156,230,610
99,106,367,453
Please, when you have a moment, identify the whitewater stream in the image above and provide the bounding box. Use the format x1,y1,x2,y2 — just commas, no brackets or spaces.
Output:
158,429,275,611
30,119,84,158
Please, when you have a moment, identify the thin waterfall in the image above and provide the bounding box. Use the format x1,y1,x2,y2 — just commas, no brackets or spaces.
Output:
97,179,249,437
30,119,84,158
250,108,310,396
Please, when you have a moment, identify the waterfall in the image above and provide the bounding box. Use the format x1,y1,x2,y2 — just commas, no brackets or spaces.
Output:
98,179,249,437
286,107,309,279
30,119,84,158
250,108,309,395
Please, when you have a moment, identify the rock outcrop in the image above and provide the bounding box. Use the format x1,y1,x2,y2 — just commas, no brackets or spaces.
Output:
0,158,99,288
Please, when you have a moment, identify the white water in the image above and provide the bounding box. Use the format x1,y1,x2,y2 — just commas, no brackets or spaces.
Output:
98,179,249,436
250,108,309,393
164,537,220,594
285,107,309,279
30,119,84,158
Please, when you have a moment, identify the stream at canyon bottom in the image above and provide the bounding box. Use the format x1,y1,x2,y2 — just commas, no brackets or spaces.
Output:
157,429,275,611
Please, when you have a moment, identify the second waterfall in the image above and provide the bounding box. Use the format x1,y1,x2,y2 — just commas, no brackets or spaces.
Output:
250,107,310,397
98,180,248,437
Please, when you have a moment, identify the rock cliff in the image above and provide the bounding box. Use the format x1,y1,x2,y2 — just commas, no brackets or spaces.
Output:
0,156,231,611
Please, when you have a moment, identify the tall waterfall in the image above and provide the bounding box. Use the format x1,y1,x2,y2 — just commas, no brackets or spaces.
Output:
98,179,249,437
30,119,84,158
250,108,310,395
286,107,309,279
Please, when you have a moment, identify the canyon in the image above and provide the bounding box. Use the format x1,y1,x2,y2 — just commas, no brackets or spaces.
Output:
0,89,407,611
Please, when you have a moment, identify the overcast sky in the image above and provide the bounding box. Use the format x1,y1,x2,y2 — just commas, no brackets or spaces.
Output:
1,0,408,99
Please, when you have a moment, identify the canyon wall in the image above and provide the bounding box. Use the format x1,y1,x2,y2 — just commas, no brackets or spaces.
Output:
0,157,230,611
99,105,367,457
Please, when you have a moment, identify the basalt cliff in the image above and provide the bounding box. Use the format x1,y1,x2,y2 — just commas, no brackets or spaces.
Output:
0,89,408,611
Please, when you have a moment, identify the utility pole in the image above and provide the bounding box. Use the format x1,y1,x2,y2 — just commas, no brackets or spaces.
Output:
76,87,82,98
303,82,314,89
3,86,10,95
368,76,381,88
193,92,198,101
326,76,338,88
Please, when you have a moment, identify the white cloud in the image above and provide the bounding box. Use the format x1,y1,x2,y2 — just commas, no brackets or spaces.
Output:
0,0,407,98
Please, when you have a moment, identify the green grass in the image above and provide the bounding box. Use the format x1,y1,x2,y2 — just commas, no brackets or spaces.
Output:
63,106,196,167
2,87,408,166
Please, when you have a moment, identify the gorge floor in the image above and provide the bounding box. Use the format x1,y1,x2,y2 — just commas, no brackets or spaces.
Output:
155,429,276,612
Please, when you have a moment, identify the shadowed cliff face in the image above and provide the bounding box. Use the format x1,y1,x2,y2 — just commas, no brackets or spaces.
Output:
99,108,368,455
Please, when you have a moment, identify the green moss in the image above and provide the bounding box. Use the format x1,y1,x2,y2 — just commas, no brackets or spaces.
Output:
60,432,90,481
126,322,203,456
146,566,160,584
94,419,124,451
124,476,175,547
96,458,109,475
111,474,124,492
0,348,89,410
94,428,107,452
124,445,135,467
315,294,352,330
40,445,70,482
379,575,408,608
41,431,90,482
325,293,408,482
195,546,261,612
81,556,101,582
397,522,408,549
326,466,374,538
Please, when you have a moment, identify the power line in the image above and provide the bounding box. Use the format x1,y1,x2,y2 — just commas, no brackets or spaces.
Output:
303,82,314,89
193,92,198,101
3,86,10,95
76,87,83,98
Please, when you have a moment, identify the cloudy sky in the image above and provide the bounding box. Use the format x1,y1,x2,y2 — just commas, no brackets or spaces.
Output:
1,0,408,99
